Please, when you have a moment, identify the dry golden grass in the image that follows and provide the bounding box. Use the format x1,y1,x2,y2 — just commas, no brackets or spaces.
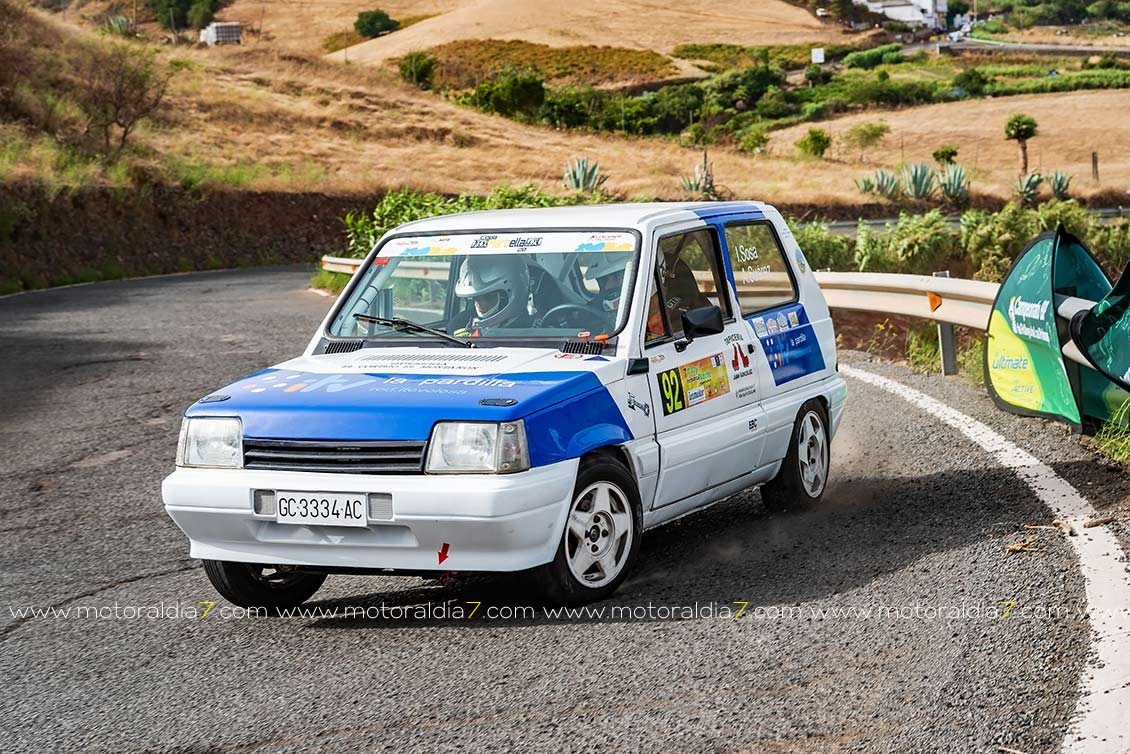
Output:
325,0,845,65
771,90,1130,200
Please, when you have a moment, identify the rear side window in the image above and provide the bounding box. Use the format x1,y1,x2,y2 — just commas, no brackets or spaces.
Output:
723,223,798,315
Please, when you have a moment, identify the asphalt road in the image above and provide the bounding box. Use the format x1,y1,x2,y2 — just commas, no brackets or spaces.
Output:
1,267,1127,753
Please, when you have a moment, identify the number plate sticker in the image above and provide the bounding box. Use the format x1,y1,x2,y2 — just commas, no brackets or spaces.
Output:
275,492,368,528
657,352,730,416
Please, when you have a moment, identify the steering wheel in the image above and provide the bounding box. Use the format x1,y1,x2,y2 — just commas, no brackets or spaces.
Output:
538,304,610,330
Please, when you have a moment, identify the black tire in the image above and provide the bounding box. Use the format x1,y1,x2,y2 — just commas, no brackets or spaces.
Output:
530,455,642,606
761,399,831,514
203,560,326,614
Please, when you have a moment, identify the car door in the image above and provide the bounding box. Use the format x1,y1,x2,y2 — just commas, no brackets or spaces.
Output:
644,225,766,509
719,217,822,468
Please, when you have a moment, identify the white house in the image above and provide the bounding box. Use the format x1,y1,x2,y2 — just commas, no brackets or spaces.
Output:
854,0,947,28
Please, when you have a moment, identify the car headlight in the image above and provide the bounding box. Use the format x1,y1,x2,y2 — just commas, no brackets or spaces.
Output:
177,417,243,469
426,421,529,474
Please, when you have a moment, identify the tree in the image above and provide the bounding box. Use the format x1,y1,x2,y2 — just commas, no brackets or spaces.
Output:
77,43,172,154
354,9,398,38
932,145,959,165
796,128,832,159
1004,113,1039,176
186,0,217,29
841,120,890,162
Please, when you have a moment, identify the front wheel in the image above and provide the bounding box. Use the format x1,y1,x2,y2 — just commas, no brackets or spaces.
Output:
203,560,326,614
761,400,830,513
530,456,641,605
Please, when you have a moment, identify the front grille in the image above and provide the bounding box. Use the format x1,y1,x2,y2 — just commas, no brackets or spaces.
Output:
243,438,426,474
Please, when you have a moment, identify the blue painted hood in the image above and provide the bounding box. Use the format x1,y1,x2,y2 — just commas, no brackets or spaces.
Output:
185,348,623,443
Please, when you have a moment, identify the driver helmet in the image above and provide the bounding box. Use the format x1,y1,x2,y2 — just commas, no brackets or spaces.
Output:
455,255,530,328
583,255,630,313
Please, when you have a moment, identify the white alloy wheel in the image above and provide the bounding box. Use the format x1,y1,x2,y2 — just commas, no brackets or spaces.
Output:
798,410,829,497
565,481,634,589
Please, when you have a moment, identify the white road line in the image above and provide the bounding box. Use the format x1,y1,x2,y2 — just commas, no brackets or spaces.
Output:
842,365,1130,754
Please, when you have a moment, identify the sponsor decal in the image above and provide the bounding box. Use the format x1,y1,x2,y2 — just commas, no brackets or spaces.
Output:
788,311,800,328
649,353,667,364
1006,296,1052,344
240,372,368,395
626,393,651,417
757,304,826,386
751,317,768,338
554,353,586,359
723,332,745,345
795,248,807,274
657,353,730,416
736,384,757,400
991,354,1030,370
748,419,758,432
729,344,754,382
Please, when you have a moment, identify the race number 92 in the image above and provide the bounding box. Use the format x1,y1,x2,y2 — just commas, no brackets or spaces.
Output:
658,367,685,416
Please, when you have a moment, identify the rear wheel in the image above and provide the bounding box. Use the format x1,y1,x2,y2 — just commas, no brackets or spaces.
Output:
761,400,830,513
203,560,326,613
531,456,641,605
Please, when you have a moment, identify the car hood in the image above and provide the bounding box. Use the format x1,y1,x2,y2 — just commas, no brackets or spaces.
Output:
185,347,624,441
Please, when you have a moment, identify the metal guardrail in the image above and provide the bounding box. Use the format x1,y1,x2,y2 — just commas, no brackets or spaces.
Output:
320,255,1095,370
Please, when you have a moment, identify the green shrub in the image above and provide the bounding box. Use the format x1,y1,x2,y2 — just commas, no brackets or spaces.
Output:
398,51,436,90
841,120,889,162
804,63,832,86
468,68,546,119
932,144,958,165
843,43,903,70
354,9,398,38
953,67,992,96
788,217,855,270
796,127,832,158
541,87,596,128
738,127,769,154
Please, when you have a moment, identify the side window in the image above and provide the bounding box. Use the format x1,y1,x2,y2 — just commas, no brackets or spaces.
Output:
654,229,731,339
724,223,798,315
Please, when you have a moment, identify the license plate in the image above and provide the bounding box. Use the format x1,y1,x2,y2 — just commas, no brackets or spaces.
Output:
275,492,368,528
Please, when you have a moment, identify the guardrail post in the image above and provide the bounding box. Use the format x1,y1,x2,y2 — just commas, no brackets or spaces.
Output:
933,270,959,376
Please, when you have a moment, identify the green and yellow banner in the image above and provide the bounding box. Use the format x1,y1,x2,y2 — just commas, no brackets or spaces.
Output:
985,227,1130,429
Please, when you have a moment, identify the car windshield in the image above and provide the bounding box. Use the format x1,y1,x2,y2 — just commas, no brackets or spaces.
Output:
327,230,640,342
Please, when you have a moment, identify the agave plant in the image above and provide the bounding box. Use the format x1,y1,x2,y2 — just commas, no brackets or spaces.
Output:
854,175,876,195
900,162,937,201
938,164,970,206
873,170,901,200
680,151,718,200
104,14,134,36
1015,172,1044,207
563,157,608,193
1049,170,1072,201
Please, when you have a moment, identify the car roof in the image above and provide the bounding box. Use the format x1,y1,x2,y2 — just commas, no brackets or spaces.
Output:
391,201,771,235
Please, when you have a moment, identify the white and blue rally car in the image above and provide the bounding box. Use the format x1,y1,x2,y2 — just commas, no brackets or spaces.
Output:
163,202,847,607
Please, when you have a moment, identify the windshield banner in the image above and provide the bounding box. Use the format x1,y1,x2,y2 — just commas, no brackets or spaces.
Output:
380,231,637,258
986,226,1130,428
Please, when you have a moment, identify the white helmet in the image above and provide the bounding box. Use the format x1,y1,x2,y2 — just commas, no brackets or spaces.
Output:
455,255,530,328
583,254,630,311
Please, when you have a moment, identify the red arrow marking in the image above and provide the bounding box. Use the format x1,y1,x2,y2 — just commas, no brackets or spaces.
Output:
731,344,740,370
438,542,450,565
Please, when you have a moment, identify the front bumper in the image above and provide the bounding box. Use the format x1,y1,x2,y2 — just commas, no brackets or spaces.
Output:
162,460,579,572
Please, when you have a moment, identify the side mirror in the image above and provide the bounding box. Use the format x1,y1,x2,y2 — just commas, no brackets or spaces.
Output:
675,305,724,352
